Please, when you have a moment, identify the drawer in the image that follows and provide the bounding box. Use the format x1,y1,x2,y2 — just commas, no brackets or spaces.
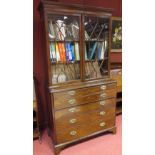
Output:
56,117,115,144
55,98,116,131
54,89,116,110
54,83,116,100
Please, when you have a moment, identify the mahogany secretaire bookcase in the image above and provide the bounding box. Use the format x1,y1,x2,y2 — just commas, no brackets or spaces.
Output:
38,1,117,154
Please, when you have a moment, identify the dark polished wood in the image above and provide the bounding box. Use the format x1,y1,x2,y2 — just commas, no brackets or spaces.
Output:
38,1,117,154
54,89,116,110
56,117,115,144
55,99,115,130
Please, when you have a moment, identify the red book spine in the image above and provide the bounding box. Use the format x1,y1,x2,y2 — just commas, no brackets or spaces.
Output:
61,43,66,62
58,43,63,61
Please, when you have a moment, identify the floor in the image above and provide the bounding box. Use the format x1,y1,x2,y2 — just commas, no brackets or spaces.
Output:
33,115,122,155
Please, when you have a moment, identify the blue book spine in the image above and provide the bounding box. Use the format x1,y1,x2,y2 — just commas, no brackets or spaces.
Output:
65,43,70,62
71,43,75,61
67,43,72,61
90,42,97,59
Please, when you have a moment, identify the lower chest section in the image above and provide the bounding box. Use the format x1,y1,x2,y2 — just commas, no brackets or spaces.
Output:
51,82,117,144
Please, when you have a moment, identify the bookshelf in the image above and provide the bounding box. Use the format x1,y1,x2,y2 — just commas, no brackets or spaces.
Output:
39,1,117,154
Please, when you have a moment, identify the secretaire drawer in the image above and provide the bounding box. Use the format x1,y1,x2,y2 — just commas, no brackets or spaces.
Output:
55,98,116,130
53,89,116,110
53,83,116,100
56,117,115,144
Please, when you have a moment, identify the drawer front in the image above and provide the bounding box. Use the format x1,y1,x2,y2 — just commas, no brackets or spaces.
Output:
54,89,116,110
56,117,115,144
54,83,116,99
55,98,116,130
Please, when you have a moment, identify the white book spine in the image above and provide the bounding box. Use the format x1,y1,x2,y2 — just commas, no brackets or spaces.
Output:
75,43,80,60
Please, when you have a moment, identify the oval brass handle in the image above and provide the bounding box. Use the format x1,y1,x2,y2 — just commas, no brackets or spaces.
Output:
67,90,75,95
100,122,106,127
68,108,76,112
68,99,76,105
70,131,77,136
100,85,106,90
69,118,77,124
100,101,106,106
100,111,106,116
100,93,106,98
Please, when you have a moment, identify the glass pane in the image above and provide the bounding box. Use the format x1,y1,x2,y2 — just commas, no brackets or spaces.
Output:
84,16,109,79
47,14,80,84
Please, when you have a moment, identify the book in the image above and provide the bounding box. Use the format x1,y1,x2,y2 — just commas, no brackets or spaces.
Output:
48,20,55,39
100,42,105,60
55,20,66,40
71,21,79,40
65,43,70,62
70,43,75,61
74,42,80,60
85,31,89,40
61,43,66,62
55,43,60,61
67,43,73,61
50,43,56,62
58,43,64,61
89,42,97,59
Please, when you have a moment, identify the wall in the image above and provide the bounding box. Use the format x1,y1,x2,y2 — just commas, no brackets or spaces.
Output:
33,0,122,127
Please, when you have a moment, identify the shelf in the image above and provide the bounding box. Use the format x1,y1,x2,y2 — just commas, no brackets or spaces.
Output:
51,58,108,64
85,58,108,62
85,39,106,42
51,60,80,64
49,39,79,42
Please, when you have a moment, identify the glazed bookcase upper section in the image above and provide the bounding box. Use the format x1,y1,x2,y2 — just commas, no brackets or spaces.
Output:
38,0,113,86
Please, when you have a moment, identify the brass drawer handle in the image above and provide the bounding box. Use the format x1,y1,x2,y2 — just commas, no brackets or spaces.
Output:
68,108,76,112
70,131,77,136
100,85,106,90
69,118,77,124
100,111,106,116
67,90,75,95
68,99,76,105
100,93,106,98
100,122,106,127
100,101,106,106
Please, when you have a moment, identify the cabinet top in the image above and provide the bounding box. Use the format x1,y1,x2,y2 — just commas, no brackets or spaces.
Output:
39,0,113,14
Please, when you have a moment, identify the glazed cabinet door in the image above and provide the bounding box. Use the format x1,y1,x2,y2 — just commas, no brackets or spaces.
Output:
84,14,110,80
46,13,82,85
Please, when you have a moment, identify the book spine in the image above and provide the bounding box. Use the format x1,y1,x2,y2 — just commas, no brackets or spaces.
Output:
71,43,75,61
49,21,55,39
90,42,97,59
97,42,102,60
65,43,70,62
67,43,72,61
58,43,64,61
55,43,60,61
50,43,56,61
85,45,88,60
75,42,80,60
61,43,66,62
100,41,106,60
